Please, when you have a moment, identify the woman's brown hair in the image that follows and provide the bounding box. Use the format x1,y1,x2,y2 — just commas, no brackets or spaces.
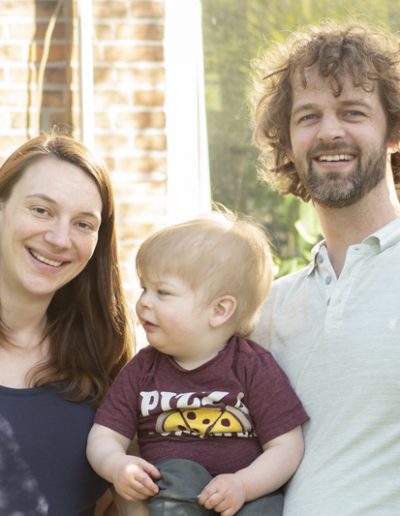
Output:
0,134,134,405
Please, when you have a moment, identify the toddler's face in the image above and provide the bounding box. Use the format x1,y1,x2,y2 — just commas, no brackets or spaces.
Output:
136,274,214,368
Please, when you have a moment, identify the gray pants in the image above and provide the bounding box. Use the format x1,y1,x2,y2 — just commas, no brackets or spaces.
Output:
148,458,283,516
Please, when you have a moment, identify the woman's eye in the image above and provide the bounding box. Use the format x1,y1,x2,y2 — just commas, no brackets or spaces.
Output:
31,206,50,216
76,221,94,231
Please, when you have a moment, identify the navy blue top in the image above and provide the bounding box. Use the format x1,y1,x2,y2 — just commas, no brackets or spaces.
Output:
0,385,108,515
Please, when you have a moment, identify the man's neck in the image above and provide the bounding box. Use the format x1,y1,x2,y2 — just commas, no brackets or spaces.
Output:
315,177,400,277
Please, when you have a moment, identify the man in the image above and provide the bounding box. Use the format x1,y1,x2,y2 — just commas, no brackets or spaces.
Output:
251,21,400,516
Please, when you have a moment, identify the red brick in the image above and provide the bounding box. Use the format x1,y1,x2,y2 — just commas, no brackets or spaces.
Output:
93,3,128,18
115,111,165,129
0,2,35,15
47,111,72,129
10,112,27,129
9,21,66,40
9,67,31,83
95,112,112,129
131,2,165,18
117,221,160,240
41,91,64,108
118,198,166,218
133,90,164,107
103,156,117,171
103,45,163,62
44,67,68,84
94,91,130,108
31,44,69,63
0,45,28,60
95,134,130,152
94,67,114,84
113,178,167,197
119,156,166,173
0,136,27,154
0,90,28,107
94,24,114,40
135,134,166,151
35,1,69,17
115,67,165,85
116,24,164,41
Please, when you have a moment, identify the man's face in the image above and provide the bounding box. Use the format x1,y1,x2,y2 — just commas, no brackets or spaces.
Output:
289,69,389,208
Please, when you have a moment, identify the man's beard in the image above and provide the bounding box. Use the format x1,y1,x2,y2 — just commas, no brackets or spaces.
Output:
301,145,387,208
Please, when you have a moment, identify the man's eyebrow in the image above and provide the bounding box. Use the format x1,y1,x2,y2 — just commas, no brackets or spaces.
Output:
339,99,372,110
291,98,372,117
25,193,101,219
291,103,317,117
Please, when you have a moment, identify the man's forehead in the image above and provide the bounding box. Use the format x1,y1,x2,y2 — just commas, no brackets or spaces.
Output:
291,67,376,98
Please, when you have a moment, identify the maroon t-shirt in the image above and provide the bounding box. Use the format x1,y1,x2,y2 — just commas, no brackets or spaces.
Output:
95,336,308,476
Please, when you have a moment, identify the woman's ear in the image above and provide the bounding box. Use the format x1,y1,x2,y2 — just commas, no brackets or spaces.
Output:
209,295,237,328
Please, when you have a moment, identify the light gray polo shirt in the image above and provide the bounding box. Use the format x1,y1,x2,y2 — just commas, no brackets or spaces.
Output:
253,217,400,516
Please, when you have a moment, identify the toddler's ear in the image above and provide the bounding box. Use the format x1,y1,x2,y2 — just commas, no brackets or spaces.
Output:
209,295,237,328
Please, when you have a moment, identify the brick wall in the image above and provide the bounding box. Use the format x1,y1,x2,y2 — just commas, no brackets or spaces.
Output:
0,0,167,302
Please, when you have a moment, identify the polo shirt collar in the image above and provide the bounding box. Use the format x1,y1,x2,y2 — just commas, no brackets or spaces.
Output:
307,216,400,275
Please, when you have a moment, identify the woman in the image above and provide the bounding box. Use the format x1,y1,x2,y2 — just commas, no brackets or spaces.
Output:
0,134,133,515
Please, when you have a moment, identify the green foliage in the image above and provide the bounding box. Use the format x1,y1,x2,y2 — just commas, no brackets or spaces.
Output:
201,0,399,275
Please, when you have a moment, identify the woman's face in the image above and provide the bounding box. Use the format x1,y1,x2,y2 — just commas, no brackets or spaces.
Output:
0,156,102,303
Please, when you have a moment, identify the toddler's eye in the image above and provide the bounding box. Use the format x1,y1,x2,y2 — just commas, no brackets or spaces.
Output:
157,289,170,296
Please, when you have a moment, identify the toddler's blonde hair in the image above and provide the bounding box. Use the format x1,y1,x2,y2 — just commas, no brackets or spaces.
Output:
136,208,273,336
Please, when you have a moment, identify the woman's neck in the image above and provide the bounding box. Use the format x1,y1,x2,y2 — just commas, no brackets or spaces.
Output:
0,289,50,348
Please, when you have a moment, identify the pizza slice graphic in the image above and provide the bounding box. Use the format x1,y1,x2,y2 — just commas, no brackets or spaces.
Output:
155,405,252,438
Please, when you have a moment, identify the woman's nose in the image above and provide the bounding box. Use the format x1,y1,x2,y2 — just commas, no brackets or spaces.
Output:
44,221,72,249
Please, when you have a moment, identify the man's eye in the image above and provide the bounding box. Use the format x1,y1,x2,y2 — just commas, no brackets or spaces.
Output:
344,110,365,118
298,113,317,123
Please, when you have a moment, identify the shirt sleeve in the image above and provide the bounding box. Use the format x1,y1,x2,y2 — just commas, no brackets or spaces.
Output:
241,343,309,446
94,353,145,439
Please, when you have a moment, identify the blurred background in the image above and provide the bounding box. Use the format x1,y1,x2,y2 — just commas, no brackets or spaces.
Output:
202,0,400,276
0,0,398,304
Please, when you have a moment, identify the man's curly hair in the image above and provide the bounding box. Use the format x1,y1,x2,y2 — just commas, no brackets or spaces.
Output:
250,21,400,202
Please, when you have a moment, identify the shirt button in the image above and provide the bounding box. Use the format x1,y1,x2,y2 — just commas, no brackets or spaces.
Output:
327,298,331,306
317,255,324,264
325,276,332,285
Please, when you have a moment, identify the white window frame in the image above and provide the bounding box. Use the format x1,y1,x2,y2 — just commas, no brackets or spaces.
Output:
164,0,211,223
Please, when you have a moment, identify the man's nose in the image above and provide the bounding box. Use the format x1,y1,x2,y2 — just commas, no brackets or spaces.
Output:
317,112,346,142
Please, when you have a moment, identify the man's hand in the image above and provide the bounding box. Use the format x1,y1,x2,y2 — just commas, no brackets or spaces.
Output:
197,473,246,516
